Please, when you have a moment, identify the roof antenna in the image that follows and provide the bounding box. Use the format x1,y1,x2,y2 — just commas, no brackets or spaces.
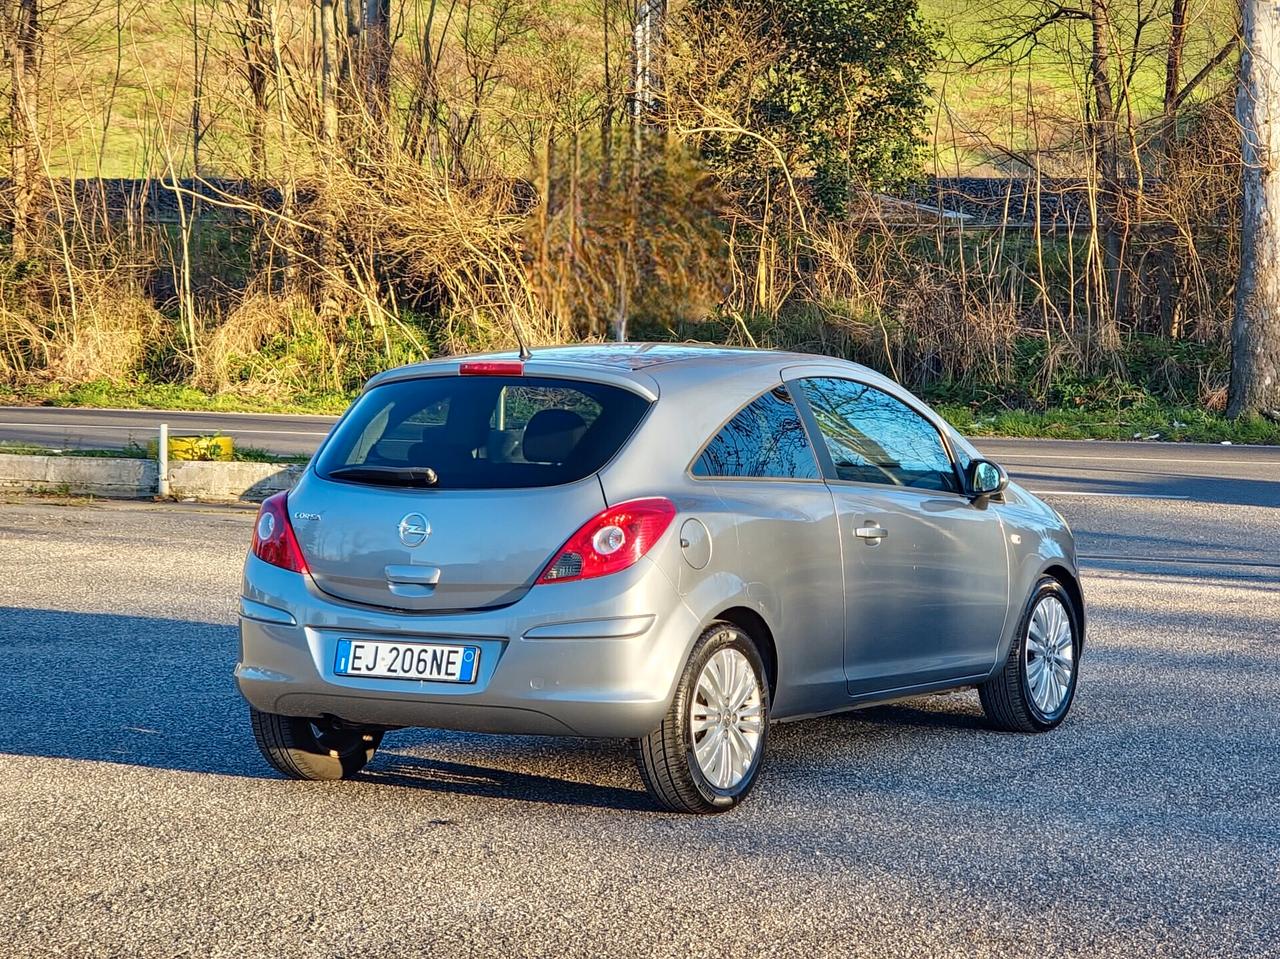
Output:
511,314,533,361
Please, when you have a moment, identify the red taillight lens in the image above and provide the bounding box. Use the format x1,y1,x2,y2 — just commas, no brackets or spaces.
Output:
459,361,524,376
538,497,677,584
251,491,310,574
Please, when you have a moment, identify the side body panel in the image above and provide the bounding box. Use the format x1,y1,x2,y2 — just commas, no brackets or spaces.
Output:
781,363,1015,696
599,361,850,720
827,483,1011,693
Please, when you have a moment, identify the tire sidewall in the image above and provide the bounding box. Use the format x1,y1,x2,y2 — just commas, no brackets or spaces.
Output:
679,626,770,810
1018,579,1081,730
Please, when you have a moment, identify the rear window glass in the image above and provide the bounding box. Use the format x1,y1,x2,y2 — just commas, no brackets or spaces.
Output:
315,375,650,489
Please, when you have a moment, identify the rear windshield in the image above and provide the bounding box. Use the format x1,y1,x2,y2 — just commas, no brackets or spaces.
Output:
315,375,651,489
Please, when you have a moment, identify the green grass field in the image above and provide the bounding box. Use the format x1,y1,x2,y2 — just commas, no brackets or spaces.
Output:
36,0,1237,179
921,0,1237,174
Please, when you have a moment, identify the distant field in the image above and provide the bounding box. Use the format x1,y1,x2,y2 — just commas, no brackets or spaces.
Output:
922,0,1237,175
31,0,1239,178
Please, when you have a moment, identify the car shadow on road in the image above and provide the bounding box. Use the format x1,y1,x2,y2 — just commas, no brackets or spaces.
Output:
843,700,991,733
0,604,1079,814
365,753,654,811
0,605,660,810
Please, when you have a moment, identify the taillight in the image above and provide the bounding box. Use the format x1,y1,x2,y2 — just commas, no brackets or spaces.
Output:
251,491,310,574
460,361,524,375
538,498,677,584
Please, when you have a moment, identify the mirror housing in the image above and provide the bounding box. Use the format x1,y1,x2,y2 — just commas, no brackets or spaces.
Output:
966,459,1009,499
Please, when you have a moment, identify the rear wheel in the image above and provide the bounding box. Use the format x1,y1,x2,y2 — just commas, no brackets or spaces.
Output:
634,623,769,814
249,707,383,780
980,577,1081,732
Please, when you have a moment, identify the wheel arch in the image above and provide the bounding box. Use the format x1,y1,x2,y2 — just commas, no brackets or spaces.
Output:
1043,563,1086,649
713,606,778,703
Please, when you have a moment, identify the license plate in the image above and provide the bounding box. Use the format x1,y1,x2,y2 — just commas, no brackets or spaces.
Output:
334,639,480,683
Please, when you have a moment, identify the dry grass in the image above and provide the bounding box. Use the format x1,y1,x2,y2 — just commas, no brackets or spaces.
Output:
0,0,1248,408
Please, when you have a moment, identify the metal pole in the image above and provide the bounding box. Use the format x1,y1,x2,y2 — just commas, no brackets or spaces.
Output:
158,423,170,498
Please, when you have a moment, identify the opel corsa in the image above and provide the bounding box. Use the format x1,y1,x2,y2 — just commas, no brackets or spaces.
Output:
238,344,1084,813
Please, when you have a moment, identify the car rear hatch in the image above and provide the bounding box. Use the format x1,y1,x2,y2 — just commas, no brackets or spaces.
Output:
289,368,651,612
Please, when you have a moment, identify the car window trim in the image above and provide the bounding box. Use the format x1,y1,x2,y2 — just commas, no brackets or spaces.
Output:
685,384,824,483
786,374,967,497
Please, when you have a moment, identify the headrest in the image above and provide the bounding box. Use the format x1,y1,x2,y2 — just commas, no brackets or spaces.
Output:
522,409,587,464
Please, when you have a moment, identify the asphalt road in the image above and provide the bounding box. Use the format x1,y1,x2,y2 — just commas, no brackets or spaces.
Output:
3,403,1279,507
0,432,1277,956
0,406,337,457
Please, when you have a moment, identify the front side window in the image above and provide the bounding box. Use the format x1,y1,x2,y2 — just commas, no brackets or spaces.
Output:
798,377,960,493
692,386,820,480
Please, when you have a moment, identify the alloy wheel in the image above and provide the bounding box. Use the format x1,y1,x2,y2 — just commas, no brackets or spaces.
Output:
1025,594,1075,716
689,646,764,790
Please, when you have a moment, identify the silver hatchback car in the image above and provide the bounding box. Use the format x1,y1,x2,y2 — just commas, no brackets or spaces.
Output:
238,344,1084,813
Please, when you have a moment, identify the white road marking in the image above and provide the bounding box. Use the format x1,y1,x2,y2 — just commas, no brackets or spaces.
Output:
999,452,1275,467
1030,490,1191,500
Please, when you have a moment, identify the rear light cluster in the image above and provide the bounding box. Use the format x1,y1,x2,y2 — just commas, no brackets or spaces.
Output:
251,491,310,574
538,498,676,585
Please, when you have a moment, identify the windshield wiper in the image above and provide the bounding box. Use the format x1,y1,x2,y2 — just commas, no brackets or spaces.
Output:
328,465,439,488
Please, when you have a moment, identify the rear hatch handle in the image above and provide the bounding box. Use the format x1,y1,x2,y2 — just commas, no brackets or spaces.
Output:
385,564,442,598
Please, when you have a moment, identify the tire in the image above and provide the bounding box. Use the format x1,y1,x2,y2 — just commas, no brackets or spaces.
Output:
249,706,383,781
634,622,770,814
980,576,1082,733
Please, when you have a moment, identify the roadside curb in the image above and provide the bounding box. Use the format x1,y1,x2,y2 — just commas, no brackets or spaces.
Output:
0,454,303,502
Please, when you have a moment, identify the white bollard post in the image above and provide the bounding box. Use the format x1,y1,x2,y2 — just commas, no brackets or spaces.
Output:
157,423,170,498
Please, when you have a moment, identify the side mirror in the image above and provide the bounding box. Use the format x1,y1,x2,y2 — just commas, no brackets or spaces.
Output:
966,459,1009,498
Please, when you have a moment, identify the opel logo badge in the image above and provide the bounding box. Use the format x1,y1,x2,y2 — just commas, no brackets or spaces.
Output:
398,512,431,548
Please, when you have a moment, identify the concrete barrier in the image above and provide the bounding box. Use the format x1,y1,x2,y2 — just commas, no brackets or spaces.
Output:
168,461,304,502
0,454,303,502
0,454,158,497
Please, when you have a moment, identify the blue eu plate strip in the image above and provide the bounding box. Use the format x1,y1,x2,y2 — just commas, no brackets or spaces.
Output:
460,647,479,683
335,638,352,675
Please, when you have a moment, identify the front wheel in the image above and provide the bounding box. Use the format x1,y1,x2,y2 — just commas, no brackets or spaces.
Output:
634,623,770,814
249,707,383,780
980,577,1081,732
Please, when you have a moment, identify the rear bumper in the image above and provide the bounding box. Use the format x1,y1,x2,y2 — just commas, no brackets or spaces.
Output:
235,554,699,738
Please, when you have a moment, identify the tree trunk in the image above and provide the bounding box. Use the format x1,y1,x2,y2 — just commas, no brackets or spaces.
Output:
191,0,205,180
1088,0,1123,349
1153,0,1188,339
364,0,391,132
7,0,40,260
318,0,339,147
245,0,269,183
1228,0,1280,419
316,0,344,319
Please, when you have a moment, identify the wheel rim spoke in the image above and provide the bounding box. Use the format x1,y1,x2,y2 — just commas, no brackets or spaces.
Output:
1024,595,1075,715
690,645,764,791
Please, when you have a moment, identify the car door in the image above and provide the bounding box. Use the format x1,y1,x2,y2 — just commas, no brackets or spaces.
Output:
789,373,1011,696
689,384,847,715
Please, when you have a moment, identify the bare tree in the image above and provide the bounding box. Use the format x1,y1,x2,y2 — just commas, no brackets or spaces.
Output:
318,0,339,146
1086,0,1122,348
364,0,391,128
235,0,272,182
5,0,41,259
1228,0,1280,419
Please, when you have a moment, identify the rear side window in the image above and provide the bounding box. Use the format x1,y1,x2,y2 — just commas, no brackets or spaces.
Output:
315,375,650,489
692,386,819,480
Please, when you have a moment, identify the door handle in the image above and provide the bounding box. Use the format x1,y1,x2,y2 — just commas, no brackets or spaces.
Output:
855,524,888,542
